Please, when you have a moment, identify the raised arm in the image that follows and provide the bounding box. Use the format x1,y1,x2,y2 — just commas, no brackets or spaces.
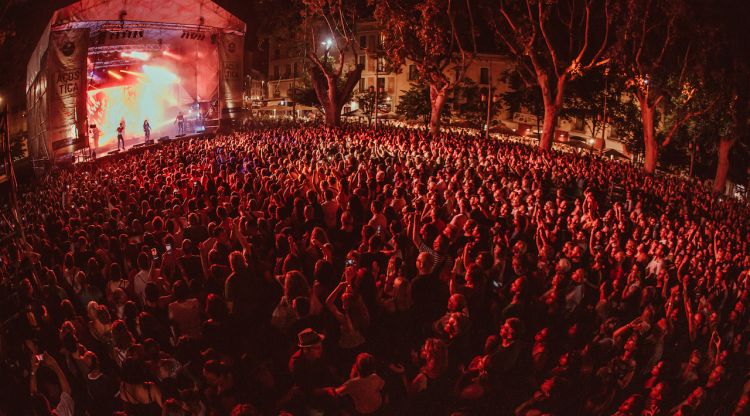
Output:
233,217,252,254
410,213,423,249
682,278,696,342
325,281,348,323
32,353,71,396
589,221,598,255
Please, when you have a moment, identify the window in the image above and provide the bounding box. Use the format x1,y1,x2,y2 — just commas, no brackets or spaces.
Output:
293,62,298,76
377,57,385,72
408,65,418,81
480,67,489,84
359,78,365,92
359,55,366,68
359,35,367,49
573,117,585,131
273,65,280,80
377,77,385,92
284,64,291,78
274,48,280,60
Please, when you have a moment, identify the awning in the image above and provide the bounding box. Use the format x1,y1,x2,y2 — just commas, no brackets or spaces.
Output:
489,124,517,135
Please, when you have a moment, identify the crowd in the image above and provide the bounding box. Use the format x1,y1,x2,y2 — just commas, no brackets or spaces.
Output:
0,123,748,416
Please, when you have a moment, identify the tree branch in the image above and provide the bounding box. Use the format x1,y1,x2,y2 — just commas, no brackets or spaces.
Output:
653,15,675,70
582,0,610,70
661,97,719,147
634,0,652,72
676,43,692,89
499,0,518,33
571,0,592,70
524,0,537,53
538,0,561,77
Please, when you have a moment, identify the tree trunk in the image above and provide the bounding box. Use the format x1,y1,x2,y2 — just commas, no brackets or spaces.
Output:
713,138,734,194
539,104,558,151
325,77,340,127
308,63,363,128
429,85,448,136
641,101,658,174
537,73,565,152
325,103,342,127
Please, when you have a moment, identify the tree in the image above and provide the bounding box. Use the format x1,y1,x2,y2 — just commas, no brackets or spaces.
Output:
289,69,325,111
488,0,615,151
681,0,750,193
373,0,478,136
301,0,364,127
354,89,376,124
396,84,432,125
500,70,545,138
454,79,501,129
607,96,643,156
612,0,719,174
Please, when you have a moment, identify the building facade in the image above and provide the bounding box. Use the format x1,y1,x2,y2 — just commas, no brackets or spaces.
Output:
264,20,629,156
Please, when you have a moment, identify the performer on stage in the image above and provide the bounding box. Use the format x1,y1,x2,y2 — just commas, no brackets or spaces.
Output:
92,126,100,149
116,122,125,151
175,112,185,135
143,119,151,143
91,125,100,159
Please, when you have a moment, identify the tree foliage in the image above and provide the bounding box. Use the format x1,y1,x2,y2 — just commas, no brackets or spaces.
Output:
487,0,616,150
301,0,364,126
610,0,719,173
396,84,432,125
454,79,501,129
354,89,376,123
373,0,478,135
676,0,750,190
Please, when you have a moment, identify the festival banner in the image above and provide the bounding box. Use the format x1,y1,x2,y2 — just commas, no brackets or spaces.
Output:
218,33,244,119
47,29,89,158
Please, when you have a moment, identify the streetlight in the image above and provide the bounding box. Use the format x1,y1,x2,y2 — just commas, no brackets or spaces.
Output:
484,60,492,140
321,38,333,53
321,38,332,59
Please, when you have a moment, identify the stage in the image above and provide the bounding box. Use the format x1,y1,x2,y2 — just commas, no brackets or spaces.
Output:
26,0,245,165
74,130,216,164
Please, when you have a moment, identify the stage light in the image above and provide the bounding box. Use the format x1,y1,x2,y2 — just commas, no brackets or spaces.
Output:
121,70,144,77
107,70,124,80
162,50,182,61
142,65,179,83
121,51,151,60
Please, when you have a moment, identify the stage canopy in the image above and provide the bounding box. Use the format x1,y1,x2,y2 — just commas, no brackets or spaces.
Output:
26,0,246,162
52,0,245,32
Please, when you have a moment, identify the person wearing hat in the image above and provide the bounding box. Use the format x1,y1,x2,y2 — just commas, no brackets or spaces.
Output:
288,328,337,410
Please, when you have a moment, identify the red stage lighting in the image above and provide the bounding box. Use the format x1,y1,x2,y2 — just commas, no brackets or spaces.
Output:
107,70,124,80
162,50,182,61
121,51,151,61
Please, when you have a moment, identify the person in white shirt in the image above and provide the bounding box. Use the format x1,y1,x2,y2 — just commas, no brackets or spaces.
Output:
29,353,74,416
646,244,667,277
133,252,154,305
321,188,340,230
335,353,385,415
